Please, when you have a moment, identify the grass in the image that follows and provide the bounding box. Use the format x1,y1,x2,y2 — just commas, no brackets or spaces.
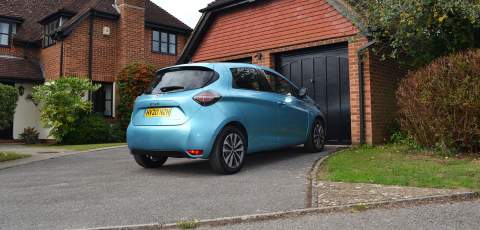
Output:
0,152,31,162
30,143,126,151
177,219,199,229
318,145,480,190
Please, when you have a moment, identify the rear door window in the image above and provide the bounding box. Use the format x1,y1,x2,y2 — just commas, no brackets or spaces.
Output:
231,67,269,91
148,67,217,94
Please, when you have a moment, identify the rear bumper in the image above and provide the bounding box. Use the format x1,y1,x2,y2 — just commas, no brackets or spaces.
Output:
127,121,218,159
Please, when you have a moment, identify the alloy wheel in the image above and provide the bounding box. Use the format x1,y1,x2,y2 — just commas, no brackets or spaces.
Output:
222,133,245,168
313,123,325,149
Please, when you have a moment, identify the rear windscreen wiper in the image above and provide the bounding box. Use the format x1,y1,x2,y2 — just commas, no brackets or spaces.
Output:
160,86,185,92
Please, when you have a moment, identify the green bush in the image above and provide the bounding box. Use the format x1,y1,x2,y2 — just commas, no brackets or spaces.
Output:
62,114,113,145
20,127,40,144
0,83,18,130
397,49,480,154
117,63,156,130
32,77,100,142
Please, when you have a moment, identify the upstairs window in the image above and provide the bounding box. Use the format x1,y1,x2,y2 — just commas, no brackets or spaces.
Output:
43,18,63,48
152,30,176,55
0,22,11,46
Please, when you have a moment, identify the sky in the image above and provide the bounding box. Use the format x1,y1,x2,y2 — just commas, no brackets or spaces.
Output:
151,0,214,28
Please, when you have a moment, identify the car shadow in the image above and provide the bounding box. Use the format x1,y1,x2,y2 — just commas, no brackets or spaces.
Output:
154,147,327,176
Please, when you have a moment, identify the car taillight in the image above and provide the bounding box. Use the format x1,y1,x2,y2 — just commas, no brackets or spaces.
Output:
193,90,221,106
187,149,204,155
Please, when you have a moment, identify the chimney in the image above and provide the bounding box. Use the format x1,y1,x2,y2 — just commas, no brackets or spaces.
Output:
116,0,146,70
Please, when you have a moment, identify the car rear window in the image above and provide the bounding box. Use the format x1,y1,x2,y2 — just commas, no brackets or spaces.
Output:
147,67,218,94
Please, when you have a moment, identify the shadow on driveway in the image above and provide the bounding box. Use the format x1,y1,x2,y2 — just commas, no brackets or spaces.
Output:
147,147,316,176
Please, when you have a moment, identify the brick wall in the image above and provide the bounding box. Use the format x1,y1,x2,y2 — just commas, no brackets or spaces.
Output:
368,52,406,144
92,18,118,82
348,36,370,144
39,43,61,81
62,19,89,79
117,0,146,70
0,46,25,58
145,28,187,70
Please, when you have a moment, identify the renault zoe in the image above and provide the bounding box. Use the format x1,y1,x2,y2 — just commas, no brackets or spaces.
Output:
127,63,326,174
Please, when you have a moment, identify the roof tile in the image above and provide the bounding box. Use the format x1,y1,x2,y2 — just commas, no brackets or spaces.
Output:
0,55,43,82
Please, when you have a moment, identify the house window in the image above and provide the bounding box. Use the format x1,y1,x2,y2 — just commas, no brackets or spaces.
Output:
93,83,113,117
0,22,11,46
43,18,63,48
152,30,176,55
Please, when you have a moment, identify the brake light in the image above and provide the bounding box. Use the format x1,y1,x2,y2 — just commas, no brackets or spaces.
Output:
187,149,204,155
193,90,221,106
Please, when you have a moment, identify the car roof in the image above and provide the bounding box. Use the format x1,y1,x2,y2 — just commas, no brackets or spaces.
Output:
173,62,280,74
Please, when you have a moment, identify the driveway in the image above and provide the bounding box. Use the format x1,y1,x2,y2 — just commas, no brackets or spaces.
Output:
0,146,334,230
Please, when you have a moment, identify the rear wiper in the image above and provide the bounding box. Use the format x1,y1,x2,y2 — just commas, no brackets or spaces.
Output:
160,86,185,92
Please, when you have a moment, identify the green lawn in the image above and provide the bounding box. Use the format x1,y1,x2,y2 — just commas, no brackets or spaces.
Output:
0,152,31,162
31,143,126,151
318,145,480,190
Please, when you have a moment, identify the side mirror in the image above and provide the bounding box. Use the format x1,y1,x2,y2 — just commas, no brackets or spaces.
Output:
298,87,307,98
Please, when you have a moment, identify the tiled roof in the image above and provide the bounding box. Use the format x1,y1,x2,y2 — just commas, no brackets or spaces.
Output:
145,0,191,31
0,55,43,82
0,0,191,43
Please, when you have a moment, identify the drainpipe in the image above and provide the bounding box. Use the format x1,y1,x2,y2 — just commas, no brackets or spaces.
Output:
356,41,376,145
60,41,64,77
88,12,94,100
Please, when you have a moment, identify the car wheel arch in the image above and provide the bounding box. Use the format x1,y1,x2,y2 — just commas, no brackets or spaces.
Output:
212,121,249,152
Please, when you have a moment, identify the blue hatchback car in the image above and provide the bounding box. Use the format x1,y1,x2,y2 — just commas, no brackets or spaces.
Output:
127,63,326,174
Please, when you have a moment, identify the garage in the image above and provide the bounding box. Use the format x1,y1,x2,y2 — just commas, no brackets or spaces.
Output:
180,0,405,144
276,44,350,144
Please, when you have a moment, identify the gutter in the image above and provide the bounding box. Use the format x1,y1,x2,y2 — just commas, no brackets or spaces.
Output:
356,40,376,145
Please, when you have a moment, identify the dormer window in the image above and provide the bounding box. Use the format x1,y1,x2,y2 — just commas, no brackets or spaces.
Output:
43,17,64,48
0,22,11,47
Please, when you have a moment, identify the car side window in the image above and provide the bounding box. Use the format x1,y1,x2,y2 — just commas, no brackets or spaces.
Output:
263,71,297,96
231,67,269,91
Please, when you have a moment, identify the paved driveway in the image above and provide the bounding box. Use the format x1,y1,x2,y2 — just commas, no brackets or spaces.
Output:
0,146,334,230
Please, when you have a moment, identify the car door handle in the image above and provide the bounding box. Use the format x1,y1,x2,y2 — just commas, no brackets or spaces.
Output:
277,101,287,106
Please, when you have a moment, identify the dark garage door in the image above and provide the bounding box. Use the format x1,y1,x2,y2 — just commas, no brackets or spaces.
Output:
276,44,351,144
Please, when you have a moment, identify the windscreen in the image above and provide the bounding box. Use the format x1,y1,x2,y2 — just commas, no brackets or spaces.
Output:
147,68,217,94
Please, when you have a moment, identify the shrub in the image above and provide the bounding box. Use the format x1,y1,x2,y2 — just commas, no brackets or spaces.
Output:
0,83,18,130
110,123,126,143
32,77,100,142
20,127,40,144
62,114,113,145
397,49,480,154
117,63,156,130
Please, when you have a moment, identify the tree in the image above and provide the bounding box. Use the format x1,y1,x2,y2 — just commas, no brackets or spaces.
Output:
0,83,18,130
32,77,100,142
117,63,157,130
351,0,480,67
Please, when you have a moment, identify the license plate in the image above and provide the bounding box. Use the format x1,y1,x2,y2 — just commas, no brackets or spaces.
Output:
144,108,172,118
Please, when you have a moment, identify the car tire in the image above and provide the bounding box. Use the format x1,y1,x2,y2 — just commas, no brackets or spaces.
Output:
304,119,326,153
133,154,168,168
209,126,247,175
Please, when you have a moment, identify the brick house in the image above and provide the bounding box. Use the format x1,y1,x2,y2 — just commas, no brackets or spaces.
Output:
0,0,191,140
179,0,405,145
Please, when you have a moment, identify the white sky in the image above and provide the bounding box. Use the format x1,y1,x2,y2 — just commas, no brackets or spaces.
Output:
151,0,214,28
